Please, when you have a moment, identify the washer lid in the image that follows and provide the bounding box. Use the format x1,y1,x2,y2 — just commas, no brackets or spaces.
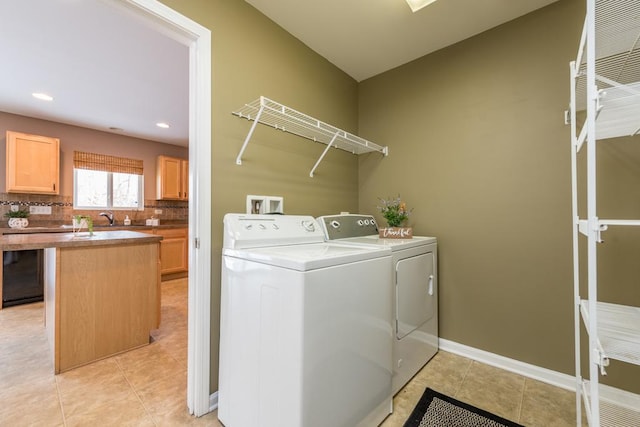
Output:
333,235,436,251
223,242,391,271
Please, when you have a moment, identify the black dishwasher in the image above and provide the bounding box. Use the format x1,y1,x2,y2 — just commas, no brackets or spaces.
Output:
2,249,44,307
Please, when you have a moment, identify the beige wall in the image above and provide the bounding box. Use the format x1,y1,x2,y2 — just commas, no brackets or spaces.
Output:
158,0,361,392
0,112,187,199
359,0,640,393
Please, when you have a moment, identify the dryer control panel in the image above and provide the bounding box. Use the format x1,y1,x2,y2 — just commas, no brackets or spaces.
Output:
317,214,379,240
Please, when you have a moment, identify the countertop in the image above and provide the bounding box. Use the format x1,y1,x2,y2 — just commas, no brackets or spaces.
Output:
0,230,163,251
0,222,188,235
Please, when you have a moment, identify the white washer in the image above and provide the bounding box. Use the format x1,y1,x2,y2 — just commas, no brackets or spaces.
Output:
219,214,393,427
317,214,438,395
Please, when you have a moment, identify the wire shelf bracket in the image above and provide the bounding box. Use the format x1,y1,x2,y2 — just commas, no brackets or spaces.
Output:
232,96,388,177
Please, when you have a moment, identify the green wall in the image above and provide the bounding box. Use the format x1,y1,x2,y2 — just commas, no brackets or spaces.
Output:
159,0,640,396
158,0,361,392
359,0,640,393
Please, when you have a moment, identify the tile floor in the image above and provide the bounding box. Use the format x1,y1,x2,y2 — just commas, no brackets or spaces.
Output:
0,278,220,426
380,351,578,427
1,279,577,426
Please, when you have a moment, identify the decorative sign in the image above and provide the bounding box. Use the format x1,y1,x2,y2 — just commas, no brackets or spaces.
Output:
379,227,413,239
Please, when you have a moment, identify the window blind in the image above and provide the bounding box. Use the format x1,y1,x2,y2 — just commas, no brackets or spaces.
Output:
73,151,143,175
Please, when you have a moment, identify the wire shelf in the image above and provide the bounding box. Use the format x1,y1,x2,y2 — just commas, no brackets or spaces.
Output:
572,0,640,140
570,2,640,426
582,380,640,427
232,96,388,176
580,300,640,366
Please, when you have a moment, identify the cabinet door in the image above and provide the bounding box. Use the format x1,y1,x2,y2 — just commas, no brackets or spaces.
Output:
157,156,182,200
156,228,188,274
6,131,60,194
180,159,188,200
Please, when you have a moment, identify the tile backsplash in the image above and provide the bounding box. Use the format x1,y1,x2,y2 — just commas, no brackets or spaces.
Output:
0,193,187,225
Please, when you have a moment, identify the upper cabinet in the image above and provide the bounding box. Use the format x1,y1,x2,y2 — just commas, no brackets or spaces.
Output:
5,131,60,195
156,155,188,200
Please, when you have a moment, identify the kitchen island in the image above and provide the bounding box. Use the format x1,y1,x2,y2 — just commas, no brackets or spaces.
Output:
0,230,162,373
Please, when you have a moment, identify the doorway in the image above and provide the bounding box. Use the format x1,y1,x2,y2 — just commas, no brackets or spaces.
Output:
113,0,212,416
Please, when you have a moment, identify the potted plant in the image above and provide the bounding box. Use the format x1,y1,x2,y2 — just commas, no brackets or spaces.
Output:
73,215,94,236
377,196,413,239
4,208,30,229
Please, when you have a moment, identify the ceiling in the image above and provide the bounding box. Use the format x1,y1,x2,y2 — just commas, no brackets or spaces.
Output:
0,0,558,147
246,0,560,82
0,0,189,146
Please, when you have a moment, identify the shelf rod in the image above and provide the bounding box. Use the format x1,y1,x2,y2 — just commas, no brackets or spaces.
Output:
236,101,266,165
576,121,588,152
575,18,587,66
309,131,339,178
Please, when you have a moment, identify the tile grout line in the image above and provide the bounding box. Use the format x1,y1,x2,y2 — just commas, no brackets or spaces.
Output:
114,355,159,427
54,375,68,427
517,378,528,425
453,358,474,398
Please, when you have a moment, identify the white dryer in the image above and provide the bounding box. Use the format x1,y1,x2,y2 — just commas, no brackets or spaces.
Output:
317,214,438,395
219,214,393,427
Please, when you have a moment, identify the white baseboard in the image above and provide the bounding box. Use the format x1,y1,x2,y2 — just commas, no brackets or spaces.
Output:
439,338,640,408
209,391,218,412
439,338,575,390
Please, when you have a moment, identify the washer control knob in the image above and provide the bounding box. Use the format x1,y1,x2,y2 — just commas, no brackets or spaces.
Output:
245,224,253,230
364,219,370,225
301,220,315,232
357,219,364,226
330,220,340,229
272,224,279,230
259,223,266,230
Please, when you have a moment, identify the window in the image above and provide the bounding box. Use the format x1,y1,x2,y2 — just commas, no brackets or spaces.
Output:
73,151,144,210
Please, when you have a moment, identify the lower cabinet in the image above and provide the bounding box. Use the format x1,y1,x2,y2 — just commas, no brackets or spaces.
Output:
157,228,188,275
141,227,188,275
45,241,160,373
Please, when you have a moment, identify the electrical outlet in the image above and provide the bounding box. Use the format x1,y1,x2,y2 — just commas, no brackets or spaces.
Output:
154,209,163,214
29,206,52,215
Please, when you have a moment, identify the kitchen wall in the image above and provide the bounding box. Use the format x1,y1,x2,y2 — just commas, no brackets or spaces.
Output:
158,0,362,393
358,0,640,393
0,111,188,224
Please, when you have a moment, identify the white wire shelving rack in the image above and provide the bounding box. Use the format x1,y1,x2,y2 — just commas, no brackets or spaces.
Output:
232,96,388,177
569,1,640,426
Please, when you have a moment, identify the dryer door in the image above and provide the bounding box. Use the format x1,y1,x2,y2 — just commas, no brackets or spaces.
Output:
396,252,435,339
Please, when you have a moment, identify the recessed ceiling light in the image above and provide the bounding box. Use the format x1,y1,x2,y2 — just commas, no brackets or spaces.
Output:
156,122,170,129
32,92,53,101
406,0,438,13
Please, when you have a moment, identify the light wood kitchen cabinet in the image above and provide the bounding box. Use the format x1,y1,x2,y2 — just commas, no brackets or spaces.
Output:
36,233,162,373
6,131,60,194
156,156,188,200
141,227,188,275
157,227,188,274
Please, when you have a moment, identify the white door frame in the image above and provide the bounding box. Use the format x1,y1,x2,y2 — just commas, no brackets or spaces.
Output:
116,0,212,416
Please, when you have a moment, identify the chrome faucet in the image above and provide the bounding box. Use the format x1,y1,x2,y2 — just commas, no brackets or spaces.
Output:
99,211,114,226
